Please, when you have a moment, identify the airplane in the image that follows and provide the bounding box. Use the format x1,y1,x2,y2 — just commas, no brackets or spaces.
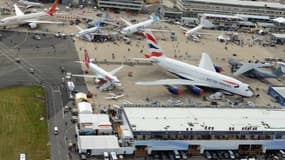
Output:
72,49,124,92
228,59,285,79
105,93,125,100
180,17,215,41
17,0,44,9
120,15,160,35
0,0,61,29
87,11,117,28
135,31,253,97
76,22,101,41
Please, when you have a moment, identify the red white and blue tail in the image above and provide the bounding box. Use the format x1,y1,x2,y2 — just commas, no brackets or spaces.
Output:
83,49,90,69
143,31,164,58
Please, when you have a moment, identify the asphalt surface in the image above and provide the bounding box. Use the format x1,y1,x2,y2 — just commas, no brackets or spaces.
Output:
0,30,87,160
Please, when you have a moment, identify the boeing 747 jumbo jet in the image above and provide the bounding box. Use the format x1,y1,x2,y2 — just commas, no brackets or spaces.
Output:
72,50,124,92
120,15,160,35
136,31,253,97
0,0,61,29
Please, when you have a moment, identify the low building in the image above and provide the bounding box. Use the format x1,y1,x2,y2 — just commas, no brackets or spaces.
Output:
78,135,120,156
121,106,285,154
268,86,285,106
176,0,285,18
97,0,144,11
78,114,112,135
77,101,93,114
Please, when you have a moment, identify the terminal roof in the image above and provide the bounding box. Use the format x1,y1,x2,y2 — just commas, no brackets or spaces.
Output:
124,107,285,132
190,0,285,9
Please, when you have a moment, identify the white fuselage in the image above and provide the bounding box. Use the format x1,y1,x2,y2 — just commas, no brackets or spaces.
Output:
89,63,120,84
151,56,253,97
78,26,99,36
0,12,47,26
121,19,155,35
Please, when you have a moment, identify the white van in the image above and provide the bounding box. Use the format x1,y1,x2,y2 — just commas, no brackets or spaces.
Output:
103,152,109,160
173,150,181,160
110,152,118,160
280,150,285,158
228,150,235,159
54,126,59,135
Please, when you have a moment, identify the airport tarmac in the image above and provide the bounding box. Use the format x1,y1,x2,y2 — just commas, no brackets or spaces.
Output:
30,8,284,107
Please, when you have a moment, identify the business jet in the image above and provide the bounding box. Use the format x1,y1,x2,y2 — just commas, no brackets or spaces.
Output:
135,31,253,97
72,49,124,92
0,0,61,29
17,0,44,9
120,15,160,35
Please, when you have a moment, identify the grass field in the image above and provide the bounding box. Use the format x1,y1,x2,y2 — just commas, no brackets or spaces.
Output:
0,86,49,160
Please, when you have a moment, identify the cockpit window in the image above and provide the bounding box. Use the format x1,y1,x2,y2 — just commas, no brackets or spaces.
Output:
234,85,240,88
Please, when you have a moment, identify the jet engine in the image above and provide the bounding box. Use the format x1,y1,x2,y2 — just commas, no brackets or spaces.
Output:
214,64,224,73
28,22,37,29
190,86,204,96
167,85,182,95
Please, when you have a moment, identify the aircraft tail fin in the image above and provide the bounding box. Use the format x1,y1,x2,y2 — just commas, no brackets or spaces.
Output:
200,16,215,28
83,49,90,69
273,62,285,78
152,15,159,23
143,31,164,58
47,0,59,16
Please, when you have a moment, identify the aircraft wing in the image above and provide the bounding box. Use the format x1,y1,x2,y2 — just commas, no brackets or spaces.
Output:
234,63,272,76
136,79,211,87
109,65,124,75
72,74,100,79
120,17,132,26
25,20,64,24
199,53,216,72
14,4,24,16
75,25,83,31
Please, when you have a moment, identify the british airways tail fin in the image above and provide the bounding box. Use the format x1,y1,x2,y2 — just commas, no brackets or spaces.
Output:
83,49,90,69
47,0,59,16
143,31,164,58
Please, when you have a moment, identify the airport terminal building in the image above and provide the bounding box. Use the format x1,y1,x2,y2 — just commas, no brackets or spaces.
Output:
120,106,285,155
176,0,285,18
97,0,144,11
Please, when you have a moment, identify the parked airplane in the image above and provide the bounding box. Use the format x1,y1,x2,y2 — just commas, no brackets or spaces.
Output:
120,15,160,35
17,0,44,9
135,31,253,97
0,0,61,29
180,17,215,41
87,12,117,28
229,59,285,79
72,49,124,91
76,23,101,41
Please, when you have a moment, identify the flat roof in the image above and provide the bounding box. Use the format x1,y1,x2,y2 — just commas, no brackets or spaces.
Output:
124,107,285,132
272,86,285,97
235,14,270,20
78,135,119,149
189,0,285,9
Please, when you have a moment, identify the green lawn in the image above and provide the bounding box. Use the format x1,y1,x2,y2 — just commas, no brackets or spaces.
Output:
0,86,49,160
